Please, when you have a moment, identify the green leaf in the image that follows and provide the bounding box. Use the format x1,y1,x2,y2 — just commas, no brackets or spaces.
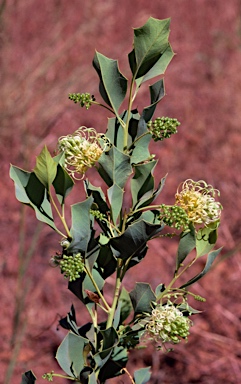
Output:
134,367,152,384
93,51,127,115
140,43,174,84
83,268,105,300
196,225,218,257
100,327,119,359
69,196,94,253
129,116,152,164
98,345,128,382
180,247,223,288
134,175,166,211
68,267,104,305
25,172,45,208
105,115,125,151
84,180,109,214
110,219,163,264
33,146,57,189
52,164,74,205
10,165,31,204
129,17,171,79
131,160,157,207
56,331,89,378
21,371,36,384
10,166,57,230
130,283,156,315
178,302,202,315
107,184,123,225
88,372,98,384
119,287,133,324
98,146,132,188
142,79,165,122
97,244,117,279
176,226,196,271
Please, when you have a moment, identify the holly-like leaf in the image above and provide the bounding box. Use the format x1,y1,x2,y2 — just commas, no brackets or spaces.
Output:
138,43,174,85
131,160,157,207
196,225,218,257
56,331,89,378
69,196,94,253
176,226,196,271
129,17,171,79
107,184,123,225
180,247,223,288
97,345,128,382
110,219,163,264
134,367,152,384
134,175,166,211
98,146,132,188
142,79,165,122
118,287,133,324
33,146,57,189
93,51,127,115
84,180,109,214
21,371,36,384
130,283,156,315
59,304,79,335
10,165,57,230
52,164,74,205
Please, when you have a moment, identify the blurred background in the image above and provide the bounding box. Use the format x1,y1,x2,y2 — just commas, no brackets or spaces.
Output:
1,0,241,383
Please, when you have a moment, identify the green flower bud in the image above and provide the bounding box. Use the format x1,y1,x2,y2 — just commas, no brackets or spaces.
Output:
59,253,85,281
69,92,95,109
159,204,190,230
147,117,180,141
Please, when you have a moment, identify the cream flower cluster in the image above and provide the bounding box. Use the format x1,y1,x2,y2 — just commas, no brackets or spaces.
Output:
175,179,222,227
57,127,103,178
145,304,192,345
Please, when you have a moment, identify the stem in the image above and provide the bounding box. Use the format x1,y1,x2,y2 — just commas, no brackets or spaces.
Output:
130,204,162,215
106,259,122,328
92,101,125,128
127,131,151,151
122,368,135,384
156,256,198,302
48,190,72,238
92,100,115,114
84,266,110,311
124,78,135,150
50,373,79,381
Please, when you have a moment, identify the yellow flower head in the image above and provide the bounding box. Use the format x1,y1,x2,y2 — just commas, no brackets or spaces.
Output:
57,127,104,179
175,179,222,227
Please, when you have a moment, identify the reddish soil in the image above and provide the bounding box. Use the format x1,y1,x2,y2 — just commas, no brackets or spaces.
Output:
1,1,241,383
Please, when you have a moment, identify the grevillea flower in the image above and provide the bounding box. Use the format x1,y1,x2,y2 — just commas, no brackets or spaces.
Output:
57,127,104,178
175,179,222,227
144,304,192,345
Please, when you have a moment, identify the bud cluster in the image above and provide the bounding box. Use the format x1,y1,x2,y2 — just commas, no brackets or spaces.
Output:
145,304,192,345
68,93,95,110
59,253,85,282
147,117,180,141
42,372,54,382
90,209,107,221
159,204,190,230
175,179,222,227
57,127,103,178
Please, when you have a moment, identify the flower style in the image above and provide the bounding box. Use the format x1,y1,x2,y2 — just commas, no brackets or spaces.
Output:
57,127,104,178
175,179,222,227
144,304,192,345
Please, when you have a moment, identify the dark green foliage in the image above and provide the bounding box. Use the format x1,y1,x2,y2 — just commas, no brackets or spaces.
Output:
11,16,222,384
